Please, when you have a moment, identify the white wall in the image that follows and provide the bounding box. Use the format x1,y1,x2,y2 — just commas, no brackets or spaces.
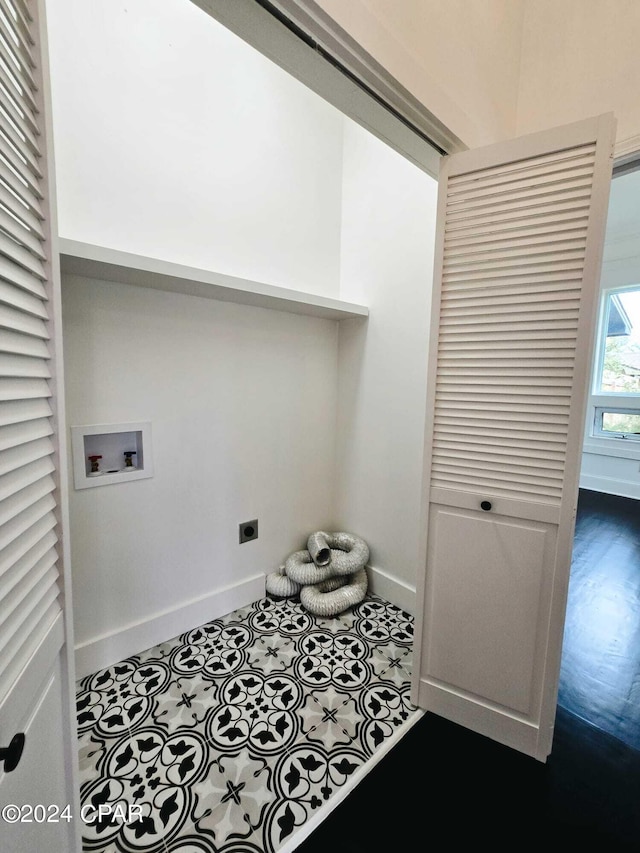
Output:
50,0,442,663
313,0,525,149
46,0,344,296
580,171,640,500
336,122,438,614
63,277,338,674
517,0,640,154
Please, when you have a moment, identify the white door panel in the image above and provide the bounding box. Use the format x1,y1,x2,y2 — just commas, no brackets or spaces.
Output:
1,619,74,853
413,113,616,761
0,1,77,849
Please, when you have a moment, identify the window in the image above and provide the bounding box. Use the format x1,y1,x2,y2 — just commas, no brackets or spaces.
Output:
593,407,640,440
588,284,640,446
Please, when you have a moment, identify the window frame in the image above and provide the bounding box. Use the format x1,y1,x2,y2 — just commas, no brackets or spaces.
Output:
593,406,640,441
585,283,640,458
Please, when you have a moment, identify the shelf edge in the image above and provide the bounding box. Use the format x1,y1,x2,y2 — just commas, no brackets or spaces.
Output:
58,239,369,321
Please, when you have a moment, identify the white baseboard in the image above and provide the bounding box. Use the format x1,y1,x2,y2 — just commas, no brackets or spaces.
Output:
579,473,640,501
75,573,266,679
366,564,416,617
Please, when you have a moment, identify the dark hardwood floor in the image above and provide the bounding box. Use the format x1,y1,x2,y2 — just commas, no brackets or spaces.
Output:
298,489,640,850
559,488,640,752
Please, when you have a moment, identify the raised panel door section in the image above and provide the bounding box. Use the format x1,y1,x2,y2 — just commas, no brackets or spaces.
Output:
425,502,556,716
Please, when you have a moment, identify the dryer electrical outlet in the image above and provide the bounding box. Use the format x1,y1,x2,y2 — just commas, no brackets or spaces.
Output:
239,520,258,543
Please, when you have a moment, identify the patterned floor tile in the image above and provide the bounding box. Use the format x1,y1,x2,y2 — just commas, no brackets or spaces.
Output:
204,669,304,757
78,729,107,788
79,724,211,852
370,642,413,683
297,685,360,750
76,593,418,853
77,657,173,742
150,673,218,734
184,749,274,846
258,742,368,852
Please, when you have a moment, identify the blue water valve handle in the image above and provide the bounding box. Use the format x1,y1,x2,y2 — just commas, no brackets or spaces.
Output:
123,451,137,469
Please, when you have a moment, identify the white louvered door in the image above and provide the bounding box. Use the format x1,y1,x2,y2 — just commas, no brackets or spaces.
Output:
412,114,616,761
0,1,77,850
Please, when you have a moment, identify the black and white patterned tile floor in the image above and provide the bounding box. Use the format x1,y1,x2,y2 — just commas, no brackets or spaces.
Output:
76,593,422,852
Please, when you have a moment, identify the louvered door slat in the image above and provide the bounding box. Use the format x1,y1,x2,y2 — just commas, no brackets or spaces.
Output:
446,240,589,263
442,271,584,293
0,514,56,585
439,320,579,336
0,303,47,336
0,376,51,400
447,160,596,198
441,300,581,319
0,159,43,213
446,211,591,242
447,142,596,187
0,352,50,377
0,67,40,147
448,175,594,211
435,397,569,413
0,278,48,315
0,416,51,450
0,597,61,700
438,356,575,369
0,435,54,475
0,474,55,527
0,188,44,244
9,0,33,28
0,1,35,66
433,431,567,451
0,231,46,277
0,254,46,297
0,493,55,552
0,328,48,358
0,565,59,662
430,472,561,501
438,330,578,345
445,224,588,250
435,405,569,425
0,527,55,601
0,455,54,506
0,0,33,46
446,188,593,222
437,359,574,373
445,238,587,263
0,21,36,91
442,287,581,307
0,124,43,190
0,396,51,427
0,205,46,259
433,439,565,464
431,461,563,488
443,261,585,284
446,203,591,234
0,561,58,662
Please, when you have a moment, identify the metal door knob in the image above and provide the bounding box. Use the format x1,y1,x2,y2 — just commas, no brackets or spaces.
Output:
480,500,492,511
0,733,25,773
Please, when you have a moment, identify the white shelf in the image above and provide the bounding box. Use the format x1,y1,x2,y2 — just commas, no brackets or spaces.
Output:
59,239,369,321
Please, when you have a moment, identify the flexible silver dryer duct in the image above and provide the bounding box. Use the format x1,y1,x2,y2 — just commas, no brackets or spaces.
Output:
266,531,369,616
